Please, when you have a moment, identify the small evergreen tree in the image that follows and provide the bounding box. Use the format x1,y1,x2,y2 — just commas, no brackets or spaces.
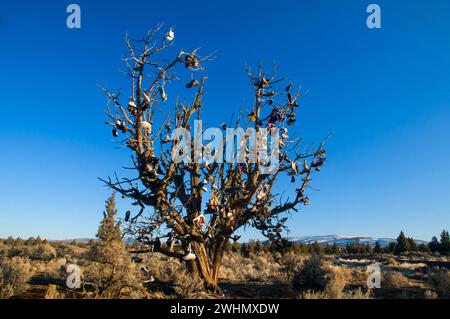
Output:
374,241,384,254
429,236,440,252
418,243,429,253
254,240,263,254
331,242,340,254
295,243,308,254
439,230,450,255
223,240,232,252
5,236,14,246
240,243,249,257
364,243,373,254
387,242,397,254
345,243,351,254
346,241,360,254
407,237,417,252
25,237,36,246
96,193,122,242
396,231,410,253
323,244,332,255
86,193,144,298
248,240,256,255
309,241,323,255
231,242,241,253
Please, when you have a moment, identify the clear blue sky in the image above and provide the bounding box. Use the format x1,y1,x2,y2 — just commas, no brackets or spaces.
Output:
0,0,449,241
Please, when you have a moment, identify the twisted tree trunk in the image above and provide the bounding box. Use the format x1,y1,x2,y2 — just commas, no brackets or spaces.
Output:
185,239,227,292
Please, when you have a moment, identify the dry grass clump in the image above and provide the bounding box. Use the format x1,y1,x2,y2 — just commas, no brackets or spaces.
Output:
147,290,172,299
220,253,242,280
424,290,439,299
292,256,334,292
383,270,410,288
172,271,208,299
428,268,450,298
348,267,369,283
142,254,183,282
292,256,360,299
3,242,59,262
0,256,33,299
337,258,372,266
32,257,68,279
55,242,87,260
6,245,33,258
252,253,282,280
44,284,65,299
32,243,57,261
325,265,351,298
301,287,371,299
398,262,427,270
84,241,146,299
386,256,398,267
347,288,373,299
221,252,281,282
0,242,8,257
277,252,303,281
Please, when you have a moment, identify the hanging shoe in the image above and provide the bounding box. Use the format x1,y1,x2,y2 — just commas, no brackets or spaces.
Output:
143,93,151,104
165,27,175,41
141,121,152,134
159,86,168,102
184,54,200,69
260,77,269,87
291,161,298,175
118,121,128,133
248,111,257,122
182,252,197,261
299,160,310,175
128,100,137,109
186,79,199,88
193,214,206,227
162,135,171,143
286,83,293,92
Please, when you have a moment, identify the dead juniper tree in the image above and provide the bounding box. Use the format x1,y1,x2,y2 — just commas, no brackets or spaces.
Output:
99,24,330,291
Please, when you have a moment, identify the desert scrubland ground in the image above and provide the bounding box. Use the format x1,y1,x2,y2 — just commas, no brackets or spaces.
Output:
0,238,449,299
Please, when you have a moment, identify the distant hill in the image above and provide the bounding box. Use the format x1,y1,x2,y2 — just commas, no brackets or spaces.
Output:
285,235,428,248
49,238,94,244
49,235,428,248
50,237,134,244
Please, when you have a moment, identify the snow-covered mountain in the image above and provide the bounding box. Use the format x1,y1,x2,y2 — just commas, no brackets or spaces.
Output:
286,235,428,248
